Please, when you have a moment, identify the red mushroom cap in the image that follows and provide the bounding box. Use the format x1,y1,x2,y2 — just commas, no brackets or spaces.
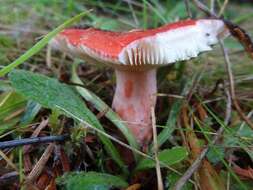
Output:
51,19,228,69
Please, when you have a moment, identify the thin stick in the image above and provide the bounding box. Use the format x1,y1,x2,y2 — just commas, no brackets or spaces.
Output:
218,0,229,17
25,143,55,183
151,105,164,190
23,119,49,153
127,2,139,27
46,45,52,68
0,135,67,149
192,0,218,17
220,40,253,129
227,156,232,190
0,150,19,171
0,171,19,185
210,0,215,13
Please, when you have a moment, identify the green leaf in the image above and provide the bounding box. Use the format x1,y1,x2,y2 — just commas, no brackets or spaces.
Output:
0,10,91,77
0,91,26,121
9,70,126,172
20,101,41,125
0,80,13,91
207,146,225,165
0,118,20,136
166,173,193,190
57,171,128,190
166,1,189,20
0,91,27,135
135,147,188,171
92,17,121,30
71,63,139,161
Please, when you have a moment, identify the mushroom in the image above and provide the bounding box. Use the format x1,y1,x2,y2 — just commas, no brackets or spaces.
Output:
50,19,229,148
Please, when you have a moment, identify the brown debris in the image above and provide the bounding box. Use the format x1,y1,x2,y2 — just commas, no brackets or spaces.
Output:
224,20,253,59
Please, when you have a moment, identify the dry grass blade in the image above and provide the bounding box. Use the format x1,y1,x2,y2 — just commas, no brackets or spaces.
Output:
218,0,229,16
220,40,253,129
25,143,55,183
24,119,48,152
192,0,218,17
223,20,253,59
151,104,163,190
0,150,19,172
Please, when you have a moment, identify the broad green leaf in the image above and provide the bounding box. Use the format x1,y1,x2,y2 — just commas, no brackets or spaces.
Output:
71,63,139,161
9,70,126,172
135,147,188,171
57,171,128,190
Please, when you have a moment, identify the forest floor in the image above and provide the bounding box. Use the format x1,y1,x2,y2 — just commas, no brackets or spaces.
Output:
0,0,253,190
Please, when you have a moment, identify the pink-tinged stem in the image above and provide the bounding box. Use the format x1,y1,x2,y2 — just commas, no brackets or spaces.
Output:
112,69,157,147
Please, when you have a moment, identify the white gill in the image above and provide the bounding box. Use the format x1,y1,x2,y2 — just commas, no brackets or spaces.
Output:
118,24,215,66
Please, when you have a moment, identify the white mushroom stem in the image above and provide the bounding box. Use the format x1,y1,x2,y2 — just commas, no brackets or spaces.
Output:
112,68,157,147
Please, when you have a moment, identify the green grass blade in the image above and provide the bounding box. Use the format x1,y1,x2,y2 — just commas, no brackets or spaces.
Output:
156,99,183,147
142,0,148,29
0,10,91,77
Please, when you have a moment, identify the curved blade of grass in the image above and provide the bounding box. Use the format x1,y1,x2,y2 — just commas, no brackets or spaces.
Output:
71,63,139,161
156,99,183,147
0,10,91,77
142,0,167,24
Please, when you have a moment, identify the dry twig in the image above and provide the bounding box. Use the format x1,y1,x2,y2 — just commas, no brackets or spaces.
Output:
25,143,55,183
220,40,253,129
151,104,163,190
192,0,218,17
219,0,229,17
0,135,67,149
0,150,19,172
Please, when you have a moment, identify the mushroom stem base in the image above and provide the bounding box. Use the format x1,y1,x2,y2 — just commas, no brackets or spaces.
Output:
112,69,157,147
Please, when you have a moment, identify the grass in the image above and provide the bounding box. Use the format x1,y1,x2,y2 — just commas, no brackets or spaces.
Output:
0,0,253,189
